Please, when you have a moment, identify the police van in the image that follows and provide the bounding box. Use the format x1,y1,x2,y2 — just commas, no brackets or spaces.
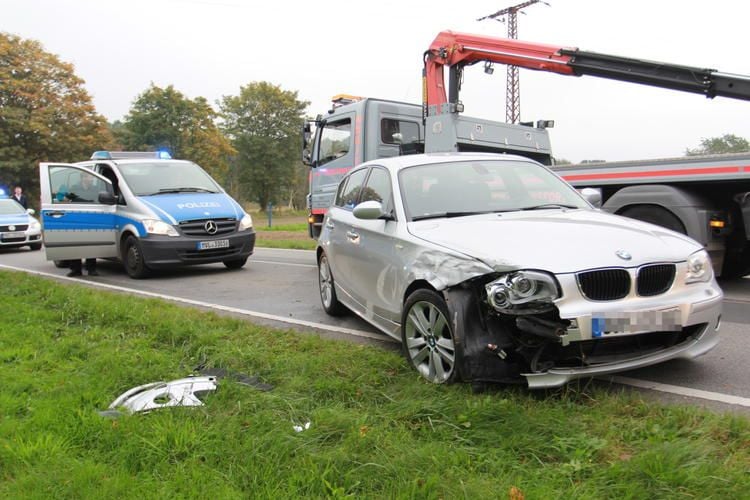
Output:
39,151,255,278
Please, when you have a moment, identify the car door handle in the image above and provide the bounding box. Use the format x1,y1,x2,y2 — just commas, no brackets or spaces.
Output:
325,220,335,230
346,230,360,243
46,211,66,218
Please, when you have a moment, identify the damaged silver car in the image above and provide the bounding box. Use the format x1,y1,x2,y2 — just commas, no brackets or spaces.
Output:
316,153,722,388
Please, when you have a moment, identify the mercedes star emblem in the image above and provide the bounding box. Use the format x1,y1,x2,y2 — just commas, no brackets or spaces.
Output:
204,220,218,235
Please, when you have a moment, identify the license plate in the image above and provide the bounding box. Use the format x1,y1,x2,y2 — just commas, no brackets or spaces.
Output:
1,231,25,240
197,239,229,250
591,309,681,338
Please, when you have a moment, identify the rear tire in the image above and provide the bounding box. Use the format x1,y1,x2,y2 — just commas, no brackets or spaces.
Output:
318,252,347,316
123,235,150,279
620,206,686,234
401,289,459,384
223,257,248,269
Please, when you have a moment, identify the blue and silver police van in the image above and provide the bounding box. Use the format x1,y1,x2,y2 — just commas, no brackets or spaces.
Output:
39,151,255,278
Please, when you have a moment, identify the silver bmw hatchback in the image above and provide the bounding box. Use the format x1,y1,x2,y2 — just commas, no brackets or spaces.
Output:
316,153,722,389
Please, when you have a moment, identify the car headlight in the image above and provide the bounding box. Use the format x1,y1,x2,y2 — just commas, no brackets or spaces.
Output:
143,219,179,237
238,213,253,231
29,220,41,231
685,249,713,284
485,270,559,314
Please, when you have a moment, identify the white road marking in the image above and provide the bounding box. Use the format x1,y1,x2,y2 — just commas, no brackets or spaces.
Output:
0,264,393,343
1,263,747,407
252,259,316,268
606,375,750,408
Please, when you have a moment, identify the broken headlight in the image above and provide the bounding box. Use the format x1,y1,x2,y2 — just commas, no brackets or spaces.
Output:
485,270,559,314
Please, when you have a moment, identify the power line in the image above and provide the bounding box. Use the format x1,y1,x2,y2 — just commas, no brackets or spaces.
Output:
478,1,549,123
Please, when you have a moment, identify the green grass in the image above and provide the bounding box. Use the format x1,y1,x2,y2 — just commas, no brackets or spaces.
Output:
2,270,748,498
256,222,308,232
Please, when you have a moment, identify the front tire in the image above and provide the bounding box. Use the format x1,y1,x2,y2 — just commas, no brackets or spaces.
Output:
401,289,459,384
29,243,42,251
223,256,248,269
318,252,346,316
123,235,150,279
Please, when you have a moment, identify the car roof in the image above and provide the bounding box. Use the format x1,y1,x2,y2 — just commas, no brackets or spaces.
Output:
354,152,540,174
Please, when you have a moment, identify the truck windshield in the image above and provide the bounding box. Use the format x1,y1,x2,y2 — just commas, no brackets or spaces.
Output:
400,159,589,221
117,161,221,196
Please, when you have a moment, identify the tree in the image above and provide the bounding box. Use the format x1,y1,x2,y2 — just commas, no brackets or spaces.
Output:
221,82,308,208
685,134,750,156
119,84,235,182
0,33,115,199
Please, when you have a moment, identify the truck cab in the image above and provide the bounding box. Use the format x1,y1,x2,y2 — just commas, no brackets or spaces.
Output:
39,151,255,278
303,96,424,238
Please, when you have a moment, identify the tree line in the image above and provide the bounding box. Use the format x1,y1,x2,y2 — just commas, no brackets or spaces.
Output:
0,32,308,211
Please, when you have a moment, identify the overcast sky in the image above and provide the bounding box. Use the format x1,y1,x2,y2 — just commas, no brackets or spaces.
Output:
3,0,749,162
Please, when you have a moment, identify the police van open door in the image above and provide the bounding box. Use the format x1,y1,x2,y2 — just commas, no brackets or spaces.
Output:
39,163,118,261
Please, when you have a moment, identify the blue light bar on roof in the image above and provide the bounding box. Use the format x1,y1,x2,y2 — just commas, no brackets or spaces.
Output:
90,151,173,160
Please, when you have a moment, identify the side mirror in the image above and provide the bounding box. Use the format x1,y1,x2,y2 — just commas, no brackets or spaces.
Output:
26,208,36,215
98,191,117,205
302,122,313,166
579,187,602,208
353,200,387,220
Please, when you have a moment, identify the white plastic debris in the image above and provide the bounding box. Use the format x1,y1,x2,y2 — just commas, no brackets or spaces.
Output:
106,376,218,414
293,421,311,432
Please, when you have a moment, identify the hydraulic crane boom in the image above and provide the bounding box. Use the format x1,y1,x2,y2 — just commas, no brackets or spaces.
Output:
423,30,750,117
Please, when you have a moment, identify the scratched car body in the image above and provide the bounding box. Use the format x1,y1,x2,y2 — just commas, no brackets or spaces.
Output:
316,153,722,388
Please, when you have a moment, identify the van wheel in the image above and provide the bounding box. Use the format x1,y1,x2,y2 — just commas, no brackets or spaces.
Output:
223,257,248,269
53,260,67,268
123,235,150,279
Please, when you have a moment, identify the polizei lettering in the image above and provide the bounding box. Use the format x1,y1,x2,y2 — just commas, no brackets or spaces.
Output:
177,202,221,209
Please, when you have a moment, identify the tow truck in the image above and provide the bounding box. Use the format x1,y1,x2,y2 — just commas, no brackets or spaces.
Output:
303,30,750,277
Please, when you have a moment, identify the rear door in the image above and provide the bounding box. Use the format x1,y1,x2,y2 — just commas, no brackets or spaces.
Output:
39,163,118,261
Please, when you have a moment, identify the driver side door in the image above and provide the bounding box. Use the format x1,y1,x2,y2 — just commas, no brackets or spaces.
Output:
39,163,118,261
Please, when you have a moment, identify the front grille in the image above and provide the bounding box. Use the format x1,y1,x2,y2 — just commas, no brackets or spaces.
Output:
0,224,28,232
637,264,676,296
577,269,631,300
179,218,237,236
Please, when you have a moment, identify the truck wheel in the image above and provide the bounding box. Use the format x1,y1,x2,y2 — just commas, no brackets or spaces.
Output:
620,206,686,234
123,235,151,279
223,257,248,269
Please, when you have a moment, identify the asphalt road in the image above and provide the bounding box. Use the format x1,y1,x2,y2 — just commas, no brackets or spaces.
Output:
2,246,749,413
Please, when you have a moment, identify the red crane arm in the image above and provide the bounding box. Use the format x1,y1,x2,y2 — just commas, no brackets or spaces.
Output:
424,30,577,110
423,30,750,116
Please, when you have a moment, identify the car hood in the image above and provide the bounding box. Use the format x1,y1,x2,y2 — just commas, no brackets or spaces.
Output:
0,214,33,225
407,209,702,274
138,193,244,224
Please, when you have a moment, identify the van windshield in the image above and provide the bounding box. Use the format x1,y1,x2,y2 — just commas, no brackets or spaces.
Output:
117,161,222,196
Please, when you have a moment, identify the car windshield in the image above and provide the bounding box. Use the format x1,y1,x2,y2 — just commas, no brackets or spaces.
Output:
399,159,589,220
117,161,221,196
0,199,26,215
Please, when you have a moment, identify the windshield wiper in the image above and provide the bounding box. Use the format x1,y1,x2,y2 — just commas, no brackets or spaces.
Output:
149,187,217,195
411,211,489,221
519,203,579,211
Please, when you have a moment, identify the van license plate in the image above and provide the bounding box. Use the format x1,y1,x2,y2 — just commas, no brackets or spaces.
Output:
197,239,229,250
1,231,25,240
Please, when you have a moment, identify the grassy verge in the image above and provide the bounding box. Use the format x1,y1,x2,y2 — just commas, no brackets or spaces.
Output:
254,217,316,250
2,271,748,498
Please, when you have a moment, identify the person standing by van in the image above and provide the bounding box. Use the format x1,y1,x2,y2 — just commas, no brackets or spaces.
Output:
12,186,28,209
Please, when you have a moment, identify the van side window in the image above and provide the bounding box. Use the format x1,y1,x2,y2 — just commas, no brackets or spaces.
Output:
49,166,110,204
318,119,351,166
